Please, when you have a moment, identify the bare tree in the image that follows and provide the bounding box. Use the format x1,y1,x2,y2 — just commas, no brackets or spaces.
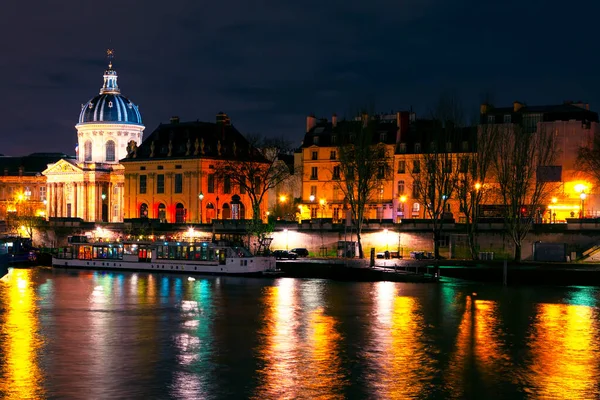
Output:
217,135,292,251
492,124,558,261
456,123,500,259
577,133,600,185
410,95,465,259
336,114,392,259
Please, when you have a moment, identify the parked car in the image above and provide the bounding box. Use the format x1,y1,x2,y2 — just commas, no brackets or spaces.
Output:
290,248,309,257
272,250,298,260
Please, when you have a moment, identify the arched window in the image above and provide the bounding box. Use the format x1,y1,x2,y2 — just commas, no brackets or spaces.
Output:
222,203,231,219
175,203,186,223
84,140,92,162
158,203,167,223
139,203,148,218
206,203,215,223
106,140,116,162
239,203,246,220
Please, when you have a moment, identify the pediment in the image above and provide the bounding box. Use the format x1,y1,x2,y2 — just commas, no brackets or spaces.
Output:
43,159,83,175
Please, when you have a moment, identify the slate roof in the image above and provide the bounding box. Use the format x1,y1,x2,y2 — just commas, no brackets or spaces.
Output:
122,118,267,162
481,102,599,124
0,153,75,176
398,120,477,154
301,118,401,148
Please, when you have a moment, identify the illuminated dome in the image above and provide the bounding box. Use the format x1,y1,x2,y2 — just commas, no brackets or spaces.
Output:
77,59,142,125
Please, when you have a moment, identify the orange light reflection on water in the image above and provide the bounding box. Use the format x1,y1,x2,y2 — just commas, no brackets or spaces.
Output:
446,297,510,398
370,282,435,399
524,303,600,399
254,279,344,399
0,269,44,399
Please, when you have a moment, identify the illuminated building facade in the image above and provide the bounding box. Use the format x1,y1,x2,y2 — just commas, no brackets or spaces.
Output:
121,114,267,223
480,101,600,221
0,153,71,225
43,55,144,222
299,112,412,222
393,120,476,222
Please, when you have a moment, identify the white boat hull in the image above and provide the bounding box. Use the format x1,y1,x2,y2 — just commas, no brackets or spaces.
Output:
52,256,276,276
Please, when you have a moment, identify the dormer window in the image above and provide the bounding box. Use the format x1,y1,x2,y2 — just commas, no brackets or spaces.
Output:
414,143,421,153
331,135,337,144
504,114,511,123
108,101,113,108
399,143,407,153
379,132,387,142
487,115,495,123
314,136,319,145
446,142,452,152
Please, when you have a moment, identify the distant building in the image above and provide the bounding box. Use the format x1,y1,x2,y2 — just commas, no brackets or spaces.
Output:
0,152,73,222
43,55,144,222
480,101,600,221
121,114,268,223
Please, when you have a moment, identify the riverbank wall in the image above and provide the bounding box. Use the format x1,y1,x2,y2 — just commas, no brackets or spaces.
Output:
23,217,600,263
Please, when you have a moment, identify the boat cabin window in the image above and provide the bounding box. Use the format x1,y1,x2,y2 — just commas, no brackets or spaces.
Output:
124,244,139,255
138,246,152,262
92,245,123,260
77,245,93,260
156,243,215,261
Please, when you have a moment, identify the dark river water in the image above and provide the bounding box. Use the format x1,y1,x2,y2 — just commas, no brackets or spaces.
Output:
1,267,599,399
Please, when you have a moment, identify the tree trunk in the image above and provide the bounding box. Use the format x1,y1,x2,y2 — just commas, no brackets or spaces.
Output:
467,223,478,260
357,231,364,259
514,242,522,262
433,229,441,259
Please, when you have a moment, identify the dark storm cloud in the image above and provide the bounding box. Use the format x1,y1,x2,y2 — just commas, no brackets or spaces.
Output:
0,0,599,155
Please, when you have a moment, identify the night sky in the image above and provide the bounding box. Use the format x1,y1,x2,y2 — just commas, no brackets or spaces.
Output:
2,0,599,156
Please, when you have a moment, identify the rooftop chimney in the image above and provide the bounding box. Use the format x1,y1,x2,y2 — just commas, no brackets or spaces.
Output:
306,115,317,132
513,101,524,112
332,113,337,128
216,111,231,125
170,116,180,124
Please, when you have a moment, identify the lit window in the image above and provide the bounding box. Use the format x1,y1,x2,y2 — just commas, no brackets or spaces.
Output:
105,140,116,162
84,140,92,162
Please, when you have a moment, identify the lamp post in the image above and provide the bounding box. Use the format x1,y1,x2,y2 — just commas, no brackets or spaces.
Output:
580,191,586,219
198,193,204,223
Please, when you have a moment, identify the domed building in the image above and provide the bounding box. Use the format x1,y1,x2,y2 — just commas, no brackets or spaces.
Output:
43,53,144,222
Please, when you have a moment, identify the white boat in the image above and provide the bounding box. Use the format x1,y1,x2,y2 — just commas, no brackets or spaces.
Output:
52,237,276,276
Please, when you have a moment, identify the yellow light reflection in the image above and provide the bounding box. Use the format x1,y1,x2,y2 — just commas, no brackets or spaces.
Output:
254,279,345,399
0,269,43,399
370,282,435,398
446,297,510,398
524,303,600,398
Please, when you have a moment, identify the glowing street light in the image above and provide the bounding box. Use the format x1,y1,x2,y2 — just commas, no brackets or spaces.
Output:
198,192,204,223
474,182,481,191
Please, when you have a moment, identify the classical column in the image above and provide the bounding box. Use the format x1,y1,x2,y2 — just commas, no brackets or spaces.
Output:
48,183,53,218
56,183,62,217
73,182,78,218
108,182,113,222
83,182,88,221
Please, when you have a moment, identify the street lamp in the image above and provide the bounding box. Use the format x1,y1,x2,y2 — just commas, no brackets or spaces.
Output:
198,192,204,223
580,191,586,219
319,198,326,219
